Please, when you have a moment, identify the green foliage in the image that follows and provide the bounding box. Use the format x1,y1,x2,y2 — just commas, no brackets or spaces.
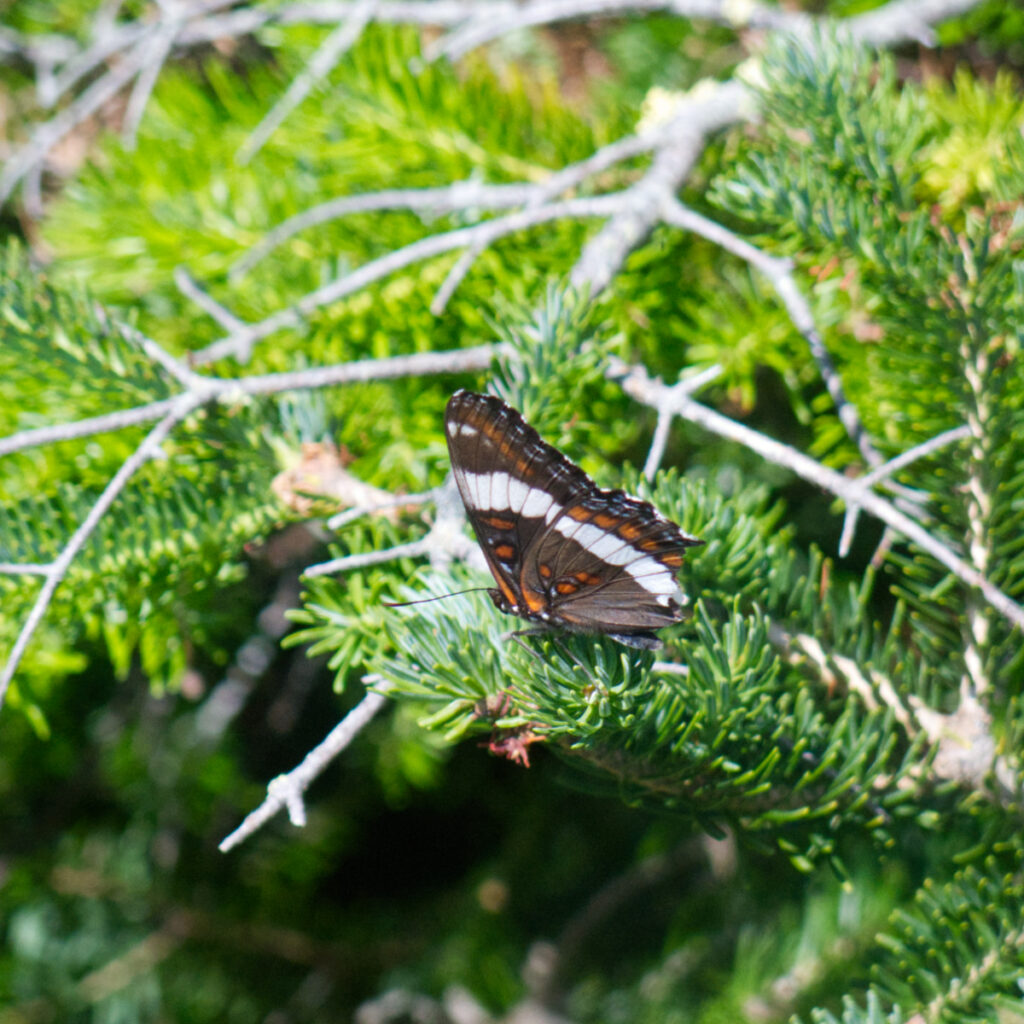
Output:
1,10,1023,1024
711,33,1024,696
872,848,1024,1024
0,246,287,694
41,27,601,363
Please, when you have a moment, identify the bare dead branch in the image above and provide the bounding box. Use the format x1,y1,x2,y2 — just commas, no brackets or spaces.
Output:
193,195,624,365
614,359,1024,632
237,0,379,164
121,9,184,149
571,80,748,295
229,181,536,279
0,343,504,461
661,198,883,469
174,267,250,335
838,425,970,556
425,0,810,63
218,688,389,852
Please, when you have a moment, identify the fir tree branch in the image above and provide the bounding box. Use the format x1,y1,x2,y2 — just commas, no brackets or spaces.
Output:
613,359,1024,632
218,688,389,852
765,614,1011,798
0,403,188,709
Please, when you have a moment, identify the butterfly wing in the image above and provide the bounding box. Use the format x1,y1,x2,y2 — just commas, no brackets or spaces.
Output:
445,390,589,616
445,390,701,640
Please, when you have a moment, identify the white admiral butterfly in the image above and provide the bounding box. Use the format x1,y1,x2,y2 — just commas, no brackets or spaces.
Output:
445,390,701,649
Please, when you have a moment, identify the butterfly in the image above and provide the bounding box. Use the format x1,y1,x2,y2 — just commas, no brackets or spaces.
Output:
445,390,701,649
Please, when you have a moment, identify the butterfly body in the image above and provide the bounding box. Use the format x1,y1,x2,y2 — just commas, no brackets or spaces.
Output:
445,390,701,649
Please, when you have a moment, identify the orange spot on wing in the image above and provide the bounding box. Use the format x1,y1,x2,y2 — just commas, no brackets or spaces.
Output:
522,586,545,613
479,418,512,451
483,515,516,530
556,582,578,595
574,571,602,585
539,564,552,579
495,544,516,561
662,553,684,567
567,505,590,521
617,522,642,540
594,513,618,529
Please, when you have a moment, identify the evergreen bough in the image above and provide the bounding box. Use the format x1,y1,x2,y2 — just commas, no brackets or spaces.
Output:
0,12,1021,1024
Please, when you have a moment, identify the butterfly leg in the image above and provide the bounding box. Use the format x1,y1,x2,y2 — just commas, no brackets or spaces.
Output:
503,629,547,664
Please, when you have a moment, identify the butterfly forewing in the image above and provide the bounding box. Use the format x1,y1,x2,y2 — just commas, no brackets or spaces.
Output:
444,390,701,645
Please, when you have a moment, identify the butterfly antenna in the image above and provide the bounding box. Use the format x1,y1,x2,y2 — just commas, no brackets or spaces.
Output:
383,587,492,609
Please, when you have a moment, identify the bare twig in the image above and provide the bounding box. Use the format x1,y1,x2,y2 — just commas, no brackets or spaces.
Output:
861,427,972,485
308,478,474,576
303,538,433,577
0,343,504,460
218,688,389,851
121,7,184,149
174,267,250,336
571,80,748,296
661,198,882,469
0,48,143,207
237,0,378,164
114,317,204,388
615,359,1024,632
193,195,624,364
52,0,238,103
0,399,181,459
842,0,983,46
0,563,52,576
229,181,536,279
231,127,660,308
838,425,971,557
431,130,663,315
425,0,809,62
325,488,436,530
642,364,723,480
